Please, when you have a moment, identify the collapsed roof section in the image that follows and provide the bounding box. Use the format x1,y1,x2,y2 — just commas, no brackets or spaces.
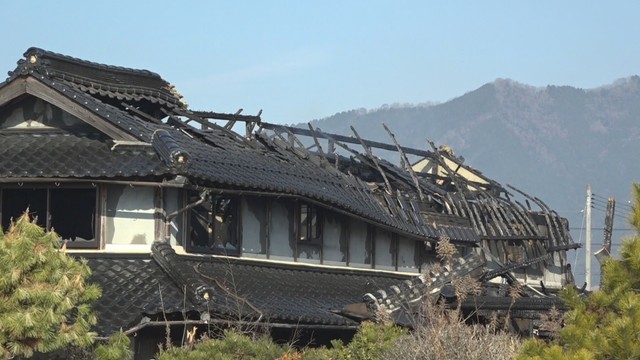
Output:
0,47,582,337
1,46,577,254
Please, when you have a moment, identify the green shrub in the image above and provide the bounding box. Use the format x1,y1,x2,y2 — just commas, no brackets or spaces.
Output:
94,332,133,360
0,212,101,359
300,322,405,360
518,183,640,359
156,328,290,360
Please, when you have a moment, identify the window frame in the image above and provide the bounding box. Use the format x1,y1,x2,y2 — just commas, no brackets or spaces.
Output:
186,193,241,256
0,183,100,249
297,202,323,245
295,201,323,263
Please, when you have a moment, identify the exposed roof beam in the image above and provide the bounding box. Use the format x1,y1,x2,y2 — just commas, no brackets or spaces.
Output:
190,109,261,123
383,123,425,201
260,122,435,158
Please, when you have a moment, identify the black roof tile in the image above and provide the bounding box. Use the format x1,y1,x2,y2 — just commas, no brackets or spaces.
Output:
80,249,410,335
82,254,191,336
183,257,404,326
10,47,186,111
0,133,169,179
1,48,576,246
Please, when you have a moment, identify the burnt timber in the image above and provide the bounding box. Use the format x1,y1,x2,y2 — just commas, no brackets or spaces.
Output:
0,47,579,357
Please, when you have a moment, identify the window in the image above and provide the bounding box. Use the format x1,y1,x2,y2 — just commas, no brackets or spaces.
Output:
189,195,239,254
297,202,322,262
1,187,98,248
299,203,322,242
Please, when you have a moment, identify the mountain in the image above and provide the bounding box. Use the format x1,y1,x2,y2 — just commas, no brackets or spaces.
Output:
302,76,640,284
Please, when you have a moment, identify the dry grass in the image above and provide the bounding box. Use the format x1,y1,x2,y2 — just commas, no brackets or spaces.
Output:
384,318,521,360
383,292,521,360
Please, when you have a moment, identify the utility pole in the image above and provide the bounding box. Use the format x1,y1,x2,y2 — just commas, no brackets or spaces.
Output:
586,184,592,291
603,197,615,256
595,197,616,284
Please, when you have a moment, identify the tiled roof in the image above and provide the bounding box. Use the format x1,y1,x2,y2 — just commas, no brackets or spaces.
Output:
10,47,186,111
0,132,169,179
0,72,472,240
0,48,576,245
182,256,403,326
83,254,193,336
80,246,409,336
32,75,158,141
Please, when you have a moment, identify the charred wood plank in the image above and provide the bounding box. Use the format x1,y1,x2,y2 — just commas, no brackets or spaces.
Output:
482,253,552,281
190,109,261,123
383,123,425,201
351,126,393,194
547,243,582,252
121,102,163,124
260,122,435,158
307,123,330,166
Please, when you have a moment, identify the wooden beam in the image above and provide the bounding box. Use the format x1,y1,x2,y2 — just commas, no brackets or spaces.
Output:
0,77,27,108
24,77,137,141
260,122,435,158
191,110,261,123
307,123,329,166
383,123,425,201
350,126,393,195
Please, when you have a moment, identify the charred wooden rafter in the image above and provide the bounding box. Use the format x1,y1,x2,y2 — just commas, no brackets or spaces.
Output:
383,123,426,201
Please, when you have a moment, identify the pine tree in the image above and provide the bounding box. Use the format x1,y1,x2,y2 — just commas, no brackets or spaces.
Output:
0,212,101,359
518,182,640,359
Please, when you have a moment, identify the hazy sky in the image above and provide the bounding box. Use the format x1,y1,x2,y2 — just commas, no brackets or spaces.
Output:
2,1,638,124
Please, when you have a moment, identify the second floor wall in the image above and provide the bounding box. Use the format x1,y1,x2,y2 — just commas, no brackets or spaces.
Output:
0,182,437,273
0,181,570,285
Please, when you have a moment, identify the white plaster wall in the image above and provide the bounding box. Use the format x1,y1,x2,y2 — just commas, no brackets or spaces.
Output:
241,197,266,258
105,185,155,246
297,244,321,263
348,219,371,268
323,215,346,266
269,201,293,260
375,229,395,271
398,237,419,273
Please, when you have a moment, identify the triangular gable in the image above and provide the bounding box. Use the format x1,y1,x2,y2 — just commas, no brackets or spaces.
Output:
0,95,99,134
0,76,138,141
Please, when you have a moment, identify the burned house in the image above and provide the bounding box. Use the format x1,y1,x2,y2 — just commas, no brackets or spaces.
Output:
0,48,578,357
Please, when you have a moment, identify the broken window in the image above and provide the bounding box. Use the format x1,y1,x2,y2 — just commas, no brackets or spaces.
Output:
297,202,322,262
189,195,238,254
1,187,97,248
299,203,322,242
